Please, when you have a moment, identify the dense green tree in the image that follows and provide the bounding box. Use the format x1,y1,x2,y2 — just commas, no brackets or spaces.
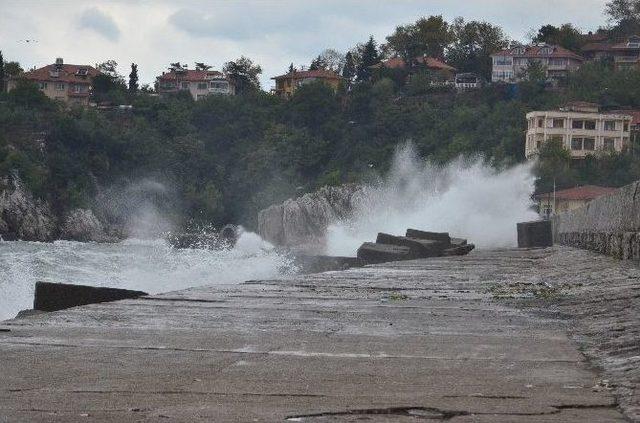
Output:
342,52,356,81
223,56,262,94
194,62,211,71
0,51,4,93
606,0,640,36
532,24,584,52
385,15,453,62
128,63,139,94
446,18,509,78
356,36,380,81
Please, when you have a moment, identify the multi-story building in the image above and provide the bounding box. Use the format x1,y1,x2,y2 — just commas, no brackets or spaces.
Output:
271,69,342,98
156,68,235,100
582,35,640,71
7,58,100,106
490,43,583,84
525,102,632,159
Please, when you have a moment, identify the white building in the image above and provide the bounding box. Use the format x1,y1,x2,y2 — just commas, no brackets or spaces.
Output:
525,102,632,159
156,68,235,100
491,43,583,84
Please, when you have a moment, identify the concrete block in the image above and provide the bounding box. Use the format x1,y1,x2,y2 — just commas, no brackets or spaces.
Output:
376,233,446,257
443,243,475,256
357,242,412,264
34,282,147,312
517,220,553,248
405,229,451,245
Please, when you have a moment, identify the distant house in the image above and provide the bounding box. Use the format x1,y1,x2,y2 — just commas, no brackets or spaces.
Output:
490,43,583,84
454,73,484,90
7,58,100,106
370,56,456,81
271,69,341,99
535,185,617,217
582,35,640,71
156,68,235,100
525,102,632,159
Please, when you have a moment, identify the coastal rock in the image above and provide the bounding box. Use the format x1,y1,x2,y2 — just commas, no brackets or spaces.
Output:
60,208,113,242
0,177,56,241
258,184,364,249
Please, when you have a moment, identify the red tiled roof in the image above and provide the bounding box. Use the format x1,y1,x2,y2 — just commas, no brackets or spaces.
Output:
581,42,614,52
271,69,341,80
492,45,584,61
371,56,456,71
610,109,640,126
535,185,617,201
18,63,100,84
157,69,224,82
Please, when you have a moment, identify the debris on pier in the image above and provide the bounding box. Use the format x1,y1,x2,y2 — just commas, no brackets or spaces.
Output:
357,229,475,264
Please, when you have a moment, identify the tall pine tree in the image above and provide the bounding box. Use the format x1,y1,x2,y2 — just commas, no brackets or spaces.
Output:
342,52,355,81
128,63,139,94
356,36,380,82
0,51,5,93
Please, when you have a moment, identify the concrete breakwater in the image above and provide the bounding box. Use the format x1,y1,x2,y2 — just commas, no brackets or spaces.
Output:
553,180,640,259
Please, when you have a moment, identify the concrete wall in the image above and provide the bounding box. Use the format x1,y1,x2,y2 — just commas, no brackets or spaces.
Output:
552,182,640,259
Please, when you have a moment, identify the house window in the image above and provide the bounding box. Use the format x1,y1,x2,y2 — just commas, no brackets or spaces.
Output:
493,56,512,65
583,138,595,150
536,140,543,149
624,122,630,131
585,120,596,130
540,47,554,55
38,82,48,90
210,81,229,89
548,135,563,143
572,120,584,129
55,82,65,91
551,118,564,128
197,82,208,89
603,138,615,150
604,120,616,131
196,94,208,100
537,118,544,128
181,82,189,89
548,58,566,66
571,138,583,150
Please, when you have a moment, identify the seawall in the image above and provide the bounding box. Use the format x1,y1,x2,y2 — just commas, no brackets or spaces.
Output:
553,180,640,259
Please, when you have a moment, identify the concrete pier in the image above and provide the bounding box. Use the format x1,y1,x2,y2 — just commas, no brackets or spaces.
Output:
0,247,635,422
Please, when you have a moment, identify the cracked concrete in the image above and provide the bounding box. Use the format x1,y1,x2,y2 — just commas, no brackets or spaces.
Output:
0,247,634,422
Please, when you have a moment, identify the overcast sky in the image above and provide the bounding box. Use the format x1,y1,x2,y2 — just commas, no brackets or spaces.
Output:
1,0,609,89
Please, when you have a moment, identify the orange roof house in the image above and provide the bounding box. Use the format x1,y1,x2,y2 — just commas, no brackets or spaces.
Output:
370,56,457,81
7,58,100,106
271,69,342,98
535,185,618,216
491,44,583,84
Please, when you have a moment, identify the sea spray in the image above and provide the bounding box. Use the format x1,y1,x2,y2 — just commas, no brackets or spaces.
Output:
0,231,296,321
325,143,538,256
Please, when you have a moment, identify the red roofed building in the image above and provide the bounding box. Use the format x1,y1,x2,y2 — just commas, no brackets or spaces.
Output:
582,36,640,71
370,56,457,81
271,69,341,99
490,43,583,84
156,67,235,100
535,185,618,217
7,58,100,106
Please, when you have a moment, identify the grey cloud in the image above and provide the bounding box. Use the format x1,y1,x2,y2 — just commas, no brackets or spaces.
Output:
78,7,121,41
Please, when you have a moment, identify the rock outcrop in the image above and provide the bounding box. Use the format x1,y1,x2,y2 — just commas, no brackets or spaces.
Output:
59,208,115,243
0,177,57,241
257,184,364,249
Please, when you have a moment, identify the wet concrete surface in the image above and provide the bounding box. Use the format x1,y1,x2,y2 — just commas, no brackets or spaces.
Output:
0,247,635,422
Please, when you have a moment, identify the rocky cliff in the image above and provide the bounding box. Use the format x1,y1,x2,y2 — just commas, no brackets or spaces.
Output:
0,176,120,243
257,184,363,250
0,177,57,241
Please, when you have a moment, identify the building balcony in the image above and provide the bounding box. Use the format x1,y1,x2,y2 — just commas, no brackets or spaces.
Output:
68,90,90,97
614,55,640,63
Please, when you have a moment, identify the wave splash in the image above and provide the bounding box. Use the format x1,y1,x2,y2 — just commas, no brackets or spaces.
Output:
0,231,295,321
326,143,538,256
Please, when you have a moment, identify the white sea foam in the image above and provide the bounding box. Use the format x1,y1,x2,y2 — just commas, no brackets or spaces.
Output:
325,143,538,256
